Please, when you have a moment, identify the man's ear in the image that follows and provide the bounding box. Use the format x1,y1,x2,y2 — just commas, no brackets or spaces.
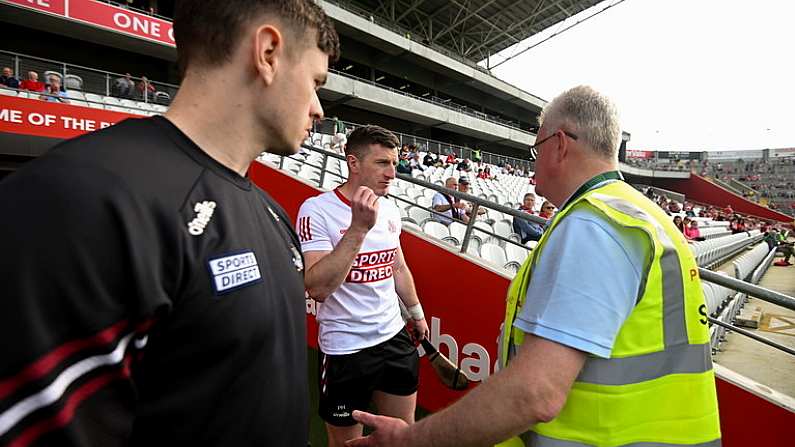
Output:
253,24,284,86
346,154,358,173
556,130,570,164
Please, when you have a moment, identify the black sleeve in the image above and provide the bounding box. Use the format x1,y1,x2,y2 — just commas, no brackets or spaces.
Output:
0,155,171,446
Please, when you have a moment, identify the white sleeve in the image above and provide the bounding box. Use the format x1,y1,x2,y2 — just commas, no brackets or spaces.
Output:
296,199,333,252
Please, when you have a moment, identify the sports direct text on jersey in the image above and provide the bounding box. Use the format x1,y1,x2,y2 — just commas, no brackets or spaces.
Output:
347,248,397,283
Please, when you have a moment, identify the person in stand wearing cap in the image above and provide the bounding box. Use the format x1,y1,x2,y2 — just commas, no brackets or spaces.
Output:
457,177,485,222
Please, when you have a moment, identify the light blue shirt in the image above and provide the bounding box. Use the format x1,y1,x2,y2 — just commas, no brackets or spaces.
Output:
514,192,650,359
431,192,455,225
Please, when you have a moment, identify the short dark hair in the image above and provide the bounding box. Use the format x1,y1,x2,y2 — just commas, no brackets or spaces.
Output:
345,125,400,160
174,0,340,77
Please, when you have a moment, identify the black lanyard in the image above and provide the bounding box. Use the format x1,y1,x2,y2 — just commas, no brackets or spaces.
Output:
560,171,624,211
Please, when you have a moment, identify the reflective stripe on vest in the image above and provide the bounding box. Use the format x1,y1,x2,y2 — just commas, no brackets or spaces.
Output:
521,432,722,447
497,181,720,447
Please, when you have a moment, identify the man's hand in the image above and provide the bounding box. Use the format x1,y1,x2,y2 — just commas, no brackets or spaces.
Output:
350,186,379,233
411,318,430,341
345,411,409,447
454,202,467,209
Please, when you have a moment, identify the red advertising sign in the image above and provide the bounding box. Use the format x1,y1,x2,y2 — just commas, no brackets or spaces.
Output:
3,0,65,16
68,0,174,46
0,0,174,47
626,149,654,159
0,95,140,139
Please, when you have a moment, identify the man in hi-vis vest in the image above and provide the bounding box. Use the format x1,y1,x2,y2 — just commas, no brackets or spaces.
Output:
347,86,721,447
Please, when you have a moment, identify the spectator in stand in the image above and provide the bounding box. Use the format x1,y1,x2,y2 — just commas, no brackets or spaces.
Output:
673,216,684,233
114,73,135,98
331,116,346,152
408,152,420,170
484,166,493,179
396,158,411,174
476,168,488,180
20,71,45,92
683,219,705,242
422,152,436,168
766,228,794,266
513,193,544,243
445,151,456,165
457,177,484,221
456,158,470,172
723,204,733,216
137,75,157,101
431,177,465,225
684,202,696,217
472,148,482,163
538,200,555,219
40,75,69,103
667,201,682,214
0,67,19,89
729,216,746,234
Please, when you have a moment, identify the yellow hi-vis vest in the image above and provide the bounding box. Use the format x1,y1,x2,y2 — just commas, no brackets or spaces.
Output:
497,180,721,447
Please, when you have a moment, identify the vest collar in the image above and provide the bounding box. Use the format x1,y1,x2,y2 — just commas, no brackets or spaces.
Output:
560,170,624,210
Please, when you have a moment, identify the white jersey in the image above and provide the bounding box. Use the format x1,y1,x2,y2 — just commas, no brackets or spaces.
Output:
297,189,405,355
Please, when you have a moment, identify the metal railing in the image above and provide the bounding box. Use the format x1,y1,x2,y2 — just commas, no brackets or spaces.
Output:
267,143,544,268
329,68,529,132
0,50,179,106
0,85,158,115
265,141,795,360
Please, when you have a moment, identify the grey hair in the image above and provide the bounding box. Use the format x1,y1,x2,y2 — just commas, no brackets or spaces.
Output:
539,85,621,160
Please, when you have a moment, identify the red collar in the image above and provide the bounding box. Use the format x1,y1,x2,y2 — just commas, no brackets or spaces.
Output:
334,188,352,207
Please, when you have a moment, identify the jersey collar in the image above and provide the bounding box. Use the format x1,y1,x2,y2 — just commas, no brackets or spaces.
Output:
334,188,352,207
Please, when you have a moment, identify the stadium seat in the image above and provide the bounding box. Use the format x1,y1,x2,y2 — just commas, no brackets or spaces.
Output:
448,221,467,244
66,90,88,107
493,220,513,239
466,239,481,256
505,243,529,264
402,219,421,232
64,74,83,91
408,206,431,224
423,221,450,240
504,261,521,274
154,91,171,103
416,196,432,208
84,92,103,104
43,71,62,82
480,243,507,266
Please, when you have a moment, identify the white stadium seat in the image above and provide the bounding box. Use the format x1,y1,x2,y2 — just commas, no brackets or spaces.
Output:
423,221,450,240
480,243,507,267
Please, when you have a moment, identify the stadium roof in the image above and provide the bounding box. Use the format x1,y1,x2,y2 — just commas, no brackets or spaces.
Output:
336,0,604,64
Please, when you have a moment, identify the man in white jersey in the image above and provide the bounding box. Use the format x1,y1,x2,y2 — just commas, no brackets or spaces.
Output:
297,125,429,447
